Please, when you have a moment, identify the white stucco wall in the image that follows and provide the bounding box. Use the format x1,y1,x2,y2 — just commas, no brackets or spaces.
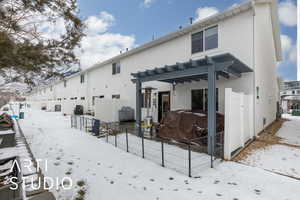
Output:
254,3,279,134
26,3,279,137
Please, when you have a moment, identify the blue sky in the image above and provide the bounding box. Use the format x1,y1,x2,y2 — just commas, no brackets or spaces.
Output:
77,0,297,80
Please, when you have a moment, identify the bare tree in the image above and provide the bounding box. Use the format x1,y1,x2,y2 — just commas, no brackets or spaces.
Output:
0,0,85,85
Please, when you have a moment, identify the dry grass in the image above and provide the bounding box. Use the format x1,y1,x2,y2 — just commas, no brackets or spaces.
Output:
233,118,287,162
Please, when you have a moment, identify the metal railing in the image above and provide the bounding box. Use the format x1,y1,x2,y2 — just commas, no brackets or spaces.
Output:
70,115,223,177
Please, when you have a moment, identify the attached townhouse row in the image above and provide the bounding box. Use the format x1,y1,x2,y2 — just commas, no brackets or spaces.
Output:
26,0,282,151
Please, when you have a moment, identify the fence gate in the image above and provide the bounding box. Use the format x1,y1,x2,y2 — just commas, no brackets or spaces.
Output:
224,88,253,160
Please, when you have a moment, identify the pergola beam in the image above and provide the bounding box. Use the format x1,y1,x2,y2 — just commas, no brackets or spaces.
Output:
136,65,209,82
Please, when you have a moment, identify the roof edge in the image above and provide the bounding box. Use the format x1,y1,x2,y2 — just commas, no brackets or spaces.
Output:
254,0,282,61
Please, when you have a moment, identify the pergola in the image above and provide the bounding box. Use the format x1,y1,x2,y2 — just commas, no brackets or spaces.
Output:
131,53,253,154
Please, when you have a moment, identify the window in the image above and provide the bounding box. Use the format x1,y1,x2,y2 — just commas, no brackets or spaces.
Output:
112,62,121,75
80,74,85,84
205,26,218,50
64,80,67,88
297,90,300,94
81,97,85,100
50,86,53,91
191,25,218,54
191,31,203,54
191,88,219,111
112,94,120,99
192,89,204,110
92,96,104,105
256,86,260,99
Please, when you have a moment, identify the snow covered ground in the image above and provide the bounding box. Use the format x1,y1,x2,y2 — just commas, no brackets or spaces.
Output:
15,108,300,200
239,114,300,179
240,144,300,179
278,114,300,146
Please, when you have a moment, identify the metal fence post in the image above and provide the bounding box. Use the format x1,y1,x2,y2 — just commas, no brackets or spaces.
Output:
106,131,108,143
126,128,129,152
211,135,214,168
142,133,145,159
161,140,165,167
188,143,191,177
85,118,87,132
74,115,77,128
71,116,73,128
80,117,82,130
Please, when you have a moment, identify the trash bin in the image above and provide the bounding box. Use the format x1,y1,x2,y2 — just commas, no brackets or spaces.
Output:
19,112,24,119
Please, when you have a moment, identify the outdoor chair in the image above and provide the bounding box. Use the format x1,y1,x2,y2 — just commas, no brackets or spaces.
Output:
86,119,100,136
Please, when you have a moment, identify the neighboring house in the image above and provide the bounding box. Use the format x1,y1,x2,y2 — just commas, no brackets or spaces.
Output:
281,81,300,113
26,0,282,157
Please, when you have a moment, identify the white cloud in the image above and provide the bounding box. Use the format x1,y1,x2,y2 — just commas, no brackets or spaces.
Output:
77,11,136,69
143,0,156,8
280,34,297,64
278,0,297,26
195,7,219,21
85,11,115,35
281,34,292,54
78,33,135,69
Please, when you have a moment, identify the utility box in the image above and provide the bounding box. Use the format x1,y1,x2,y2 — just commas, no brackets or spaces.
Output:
55,105,62,112
119,107,135,122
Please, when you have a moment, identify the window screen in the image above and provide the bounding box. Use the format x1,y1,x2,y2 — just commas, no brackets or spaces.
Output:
191,31,203,54
205,26,218,50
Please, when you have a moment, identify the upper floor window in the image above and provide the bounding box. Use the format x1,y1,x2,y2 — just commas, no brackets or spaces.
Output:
112,62,121,75
191,31,203,54
192,25,218,54
112,94,120,99
80,74,85,84
64,80,67,88
205,26,218,50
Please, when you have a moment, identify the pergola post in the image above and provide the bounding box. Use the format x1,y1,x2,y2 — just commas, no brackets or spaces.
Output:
136,79,143,137
207,63,216,156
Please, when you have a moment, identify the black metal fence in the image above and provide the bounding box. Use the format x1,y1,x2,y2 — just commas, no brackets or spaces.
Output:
70,115,223,177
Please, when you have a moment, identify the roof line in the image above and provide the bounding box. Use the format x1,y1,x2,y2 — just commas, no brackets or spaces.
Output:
51,1,253,85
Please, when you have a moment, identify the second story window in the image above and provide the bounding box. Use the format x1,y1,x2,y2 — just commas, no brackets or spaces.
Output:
205,25,218,50
191,31,203,54
64,80,67,88
112,62,121,75
80,74,85,83
192,25,218,54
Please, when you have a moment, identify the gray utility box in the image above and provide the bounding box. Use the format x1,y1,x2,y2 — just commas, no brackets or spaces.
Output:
119,107,135,122
0,156,24,200
0,129,16,148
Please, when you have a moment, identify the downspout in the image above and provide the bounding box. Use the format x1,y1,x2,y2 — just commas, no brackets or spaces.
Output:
252,1,256,138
